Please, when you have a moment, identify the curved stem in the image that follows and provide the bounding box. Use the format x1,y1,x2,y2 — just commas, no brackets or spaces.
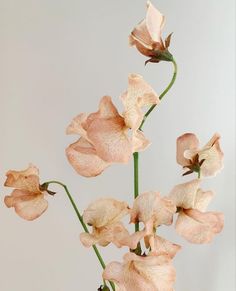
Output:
139,58,178,130
43,180,115,291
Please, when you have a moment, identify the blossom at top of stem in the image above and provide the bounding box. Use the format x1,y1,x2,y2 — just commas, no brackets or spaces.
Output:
168,179,224,243
177,133,224,177
103,251,176,291
4,164,48,221
129,1,173,63
66,74,159,178
80,198,146,250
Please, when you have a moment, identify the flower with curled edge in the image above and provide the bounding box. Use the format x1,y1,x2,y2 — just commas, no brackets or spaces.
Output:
66,74,159,177
176,133,224,177
129,1,174,64
80,198,147,250
103,251,176,291
4,164,52,221
168,179,224,243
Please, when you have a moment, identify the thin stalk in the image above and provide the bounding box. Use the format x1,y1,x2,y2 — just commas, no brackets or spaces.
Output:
133,152,139,232
139,58,178,130
43,180,115,291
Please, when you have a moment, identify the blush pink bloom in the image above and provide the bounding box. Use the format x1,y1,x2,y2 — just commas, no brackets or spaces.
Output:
168,180,224,243
149,235,181,259
130,191,176,232
4,164,48,221
103,252,176,291
80,198,145,250
129,1,166,57
66,75,158,177
177,133,224,177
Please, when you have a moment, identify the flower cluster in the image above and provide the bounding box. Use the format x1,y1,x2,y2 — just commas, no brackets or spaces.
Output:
3,1,224,291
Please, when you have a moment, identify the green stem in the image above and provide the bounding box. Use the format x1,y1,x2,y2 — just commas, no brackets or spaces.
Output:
133,152,139,232
43,180,115,291
198,170,201,179
139,58,178,130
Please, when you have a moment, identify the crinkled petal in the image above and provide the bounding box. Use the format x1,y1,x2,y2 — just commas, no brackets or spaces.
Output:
4,164,41,193
176,209,224,244
176,133,199,166
4,189,48,221
198,134,224,177
83,198,130,228
103,252,176,291
131,192,176,227
121,74,159,130
194,189,214,211
146,1,165,43
87,116,132,163
168,179,201,209
66,113,89,138
66,138,110,177
149,235,181,258
132,130,150,152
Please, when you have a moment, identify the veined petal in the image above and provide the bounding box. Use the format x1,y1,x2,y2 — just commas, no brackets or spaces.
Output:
131,191,176,227
103,252,176,291
146,1,165,43
132,130,150,152
168,179,201,209
194,189,214,211
176,133,199,166
83,198,130,228
66,113,89,138
149,235,181,258
4,164,41,193
4,189,48,221
176,209,224,244
65,138,110,177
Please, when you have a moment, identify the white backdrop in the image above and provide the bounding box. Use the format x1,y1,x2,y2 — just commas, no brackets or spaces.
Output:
0,0,235,290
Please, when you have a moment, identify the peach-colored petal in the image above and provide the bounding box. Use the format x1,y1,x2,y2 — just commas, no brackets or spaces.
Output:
4,189,48,221
65,138,110,177
83,198,130,228
4,164,41,193
87,115,132,163
168,179,201,209
132,130,150,152
149,235,181,259
198,134,224,177
131,192,176,228
146,1,165,43
121,74,159,131
176,133,199,166
103,252,176,291
194,189,214,211
176,209,224,244
66,113,89,138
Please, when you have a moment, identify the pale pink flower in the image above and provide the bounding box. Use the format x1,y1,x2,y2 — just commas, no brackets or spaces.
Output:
130,191,176,231
103,252,176,291
80,198,145,249
129,1,166,57
66,75,158,177
168,180,224,243
4,164,48,221
149,235,181,259
177,133,224,177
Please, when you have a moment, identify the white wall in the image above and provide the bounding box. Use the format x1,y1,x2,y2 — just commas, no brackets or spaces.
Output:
0,0,235,290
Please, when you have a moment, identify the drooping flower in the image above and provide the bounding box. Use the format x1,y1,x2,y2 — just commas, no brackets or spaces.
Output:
4,164,48,221
130,191,176,231
80,198,146,250
176,133,224,177
129,1,173,63
103,252,176,291
168,179,224,243
66,75,159,177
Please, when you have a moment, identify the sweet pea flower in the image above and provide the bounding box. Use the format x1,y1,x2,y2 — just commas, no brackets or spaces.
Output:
130,191,176,231
66,75,158,177
4,164,48,221
80,198,146,250
103,252,176,291
168,179,224,243
149,235,181,259
129,1,173,63
177,133,224,177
